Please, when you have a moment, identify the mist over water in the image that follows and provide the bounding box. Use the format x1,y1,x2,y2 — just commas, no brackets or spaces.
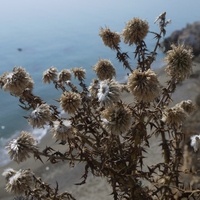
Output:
0,0,199,166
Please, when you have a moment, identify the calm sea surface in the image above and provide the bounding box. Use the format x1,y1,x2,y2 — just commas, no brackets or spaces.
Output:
0,0,199,165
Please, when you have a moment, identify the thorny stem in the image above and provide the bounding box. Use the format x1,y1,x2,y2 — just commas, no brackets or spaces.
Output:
35,149,86,162
156,77,176,108
160,130,170,164
148,30,163,66
113,43,133,73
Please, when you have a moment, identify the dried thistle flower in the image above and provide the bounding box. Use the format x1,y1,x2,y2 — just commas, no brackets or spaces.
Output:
42,67,58,83
93,59,116,80
0,66,34,96
190,135,200,152
122,18,149,45
127,69,160,102
2,168,16,182
71,67,86,81
176,100,195,114
60,91,81,114
6,131,38,163
58,69,71,82
164,44,193,82
27,103,52,128
97,79,121,107
51,120,76,142
2,168,34,194
88,79,99,98
101,103,132,135
99,27,121,49
162,106,187,127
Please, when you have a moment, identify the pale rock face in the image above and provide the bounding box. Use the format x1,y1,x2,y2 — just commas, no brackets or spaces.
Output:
162,21,200,56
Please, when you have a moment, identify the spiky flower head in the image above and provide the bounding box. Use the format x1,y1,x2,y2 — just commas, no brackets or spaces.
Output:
6,131,38,163
60,91,81,114
2,168,16,182
71,67,86,81
97,79,121,107
27,103,52,128
176,100,195,114
0,66,34,96
164,44,193,82
162,106,187,127
93,59,116,80
101,103,132,135
127,69,160,102
58,69,71,82
122,18,149,45
2,168,34,194
99,27,121,49
42,67,58,83
51,120,76,142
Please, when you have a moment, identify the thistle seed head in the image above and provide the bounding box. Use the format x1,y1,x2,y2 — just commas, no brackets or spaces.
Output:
58,69,72,83
2,168,34,194
127,69,160,102
0,66,34,96
101,103,132,135
51,120,76,142
93,59,116,80
99,27,121,49
71,67,86,81
164,44,193,82
27,104,53,128
42,67,58,83
60,91,81,114
122,18,149,45
97,79,121,107
6,131,38,163
162,106,187,127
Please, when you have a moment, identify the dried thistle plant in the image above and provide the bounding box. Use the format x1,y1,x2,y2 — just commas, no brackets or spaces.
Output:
1,12,199,200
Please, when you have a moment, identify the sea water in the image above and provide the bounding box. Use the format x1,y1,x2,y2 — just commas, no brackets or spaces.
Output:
0,0,199,166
